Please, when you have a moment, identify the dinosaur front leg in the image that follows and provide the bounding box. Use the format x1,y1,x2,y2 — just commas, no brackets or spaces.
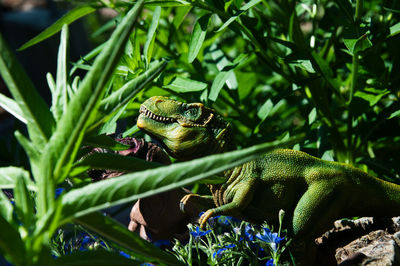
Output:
180,194,216,219
198,179,257,229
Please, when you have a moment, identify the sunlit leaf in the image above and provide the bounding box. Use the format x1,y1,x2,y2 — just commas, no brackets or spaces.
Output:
163,76,208,92
188,13,211,63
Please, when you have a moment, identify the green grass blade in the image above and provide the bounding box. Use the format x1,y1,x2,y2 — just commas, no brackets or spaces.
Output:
143,6,161,66
75,212,183,265
0,93,26,123
14,176,35,229
0,34,55,147
188,13,211,63
37,1,144,217
18,6,96,51
60,135,303,223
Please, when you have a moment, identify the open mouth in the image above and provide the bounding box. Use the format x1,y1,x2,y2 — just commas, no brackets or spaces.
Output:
139,105,176,123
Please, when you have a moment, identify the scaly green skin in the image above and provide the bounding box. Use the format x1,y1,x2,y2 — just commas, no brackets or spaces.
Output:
137,96,400,260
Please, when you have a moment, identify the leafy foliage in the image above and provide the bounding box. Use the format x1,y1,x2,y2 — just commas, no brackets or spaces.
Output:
0,0,399,265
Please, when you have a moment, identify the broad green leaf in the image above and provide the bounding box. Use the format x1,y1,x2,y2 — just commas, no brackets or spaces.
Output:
0,190,14,222
257,99,273,121
0,167,36,191
0,34,55,147
163,76,208,93
14,176,35,228
18,6,96,51
343,34,372,55
70,152,161,177
75,212,182,266
389,110,400,119
52,25,70,121
173,6,192,29
53,249,142,266
188,13,211,63
37,1,144,217
0,215,25,265
143,6,161,66
95,59,168,129
0,93,26,123
144,0,191,6
354,88,389,106
216,0,261,32
60,135,304,223
389,22,400,37
84,135,130,151
308,107,317,125
209,70,232,101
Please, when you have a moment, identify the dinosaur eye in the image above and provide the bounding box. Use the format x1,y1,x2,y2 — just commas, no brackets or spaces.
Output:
184,107,198,117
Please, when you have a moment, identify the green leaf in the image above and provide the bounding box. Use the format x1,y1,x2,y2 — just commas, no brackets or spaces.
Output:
389,110,400,119
343,34,372,55
173,6,192,29
70,152,161,177
52,25,70,121
84,135,130,151
216,0,261,32
144,0,190,6
53,249,142,266
354,88,389,106
143,6,161,66
75,213,182,266
0,93,26,123
18,6,96,51
0,34,55,147
59,135,304,223
209,70,233,101
0,190,14,222
0,167,36,191
70,43,106,75
14,176,35,228
257,99,274,121
37,0,144,217
308,107,317,125
95,59,168,129
0,215,25,265
188,13,211,63
163,76,208,93
389,22,400,37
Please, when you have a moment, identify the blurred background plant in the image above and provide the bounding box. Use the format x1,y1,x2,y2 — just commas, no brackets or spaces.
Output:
0,0,399,265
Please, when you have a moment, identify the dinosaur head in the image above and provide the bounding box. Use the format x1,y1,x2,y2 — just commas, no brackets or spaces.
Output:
137,96,231,160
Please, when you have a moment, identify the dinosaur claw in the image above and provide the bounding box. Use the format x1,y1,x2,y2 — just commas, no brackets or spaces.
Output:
179,201,186,213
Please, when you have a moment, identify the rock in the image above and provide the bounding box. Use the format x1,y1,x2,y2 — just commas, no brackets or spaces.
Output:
316,217,400,265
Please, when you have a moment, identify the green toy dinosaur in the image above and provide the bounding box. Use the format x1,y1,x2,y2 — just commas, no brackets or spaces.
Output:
137,96,400,263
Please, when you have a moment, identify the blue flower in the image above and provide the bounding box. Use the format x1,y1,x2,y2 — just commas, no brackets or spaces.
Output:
245,224,255,241
213,244,236,259
55,188,65,198
190,226,211,239
119,251,130,258
153,239,171,248
266,258,275,266
256,228,284,251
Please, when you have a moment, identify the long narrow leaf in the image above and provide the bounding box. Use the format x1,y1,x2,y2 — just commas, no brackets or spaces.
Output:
143,6,161,66
216,0,261,32
75,212,182,265
0,190,14,222
18,6,96,51
14,176,35,228
70,153,161,177
0,93,26,123
52,25,70,121
37,1,144,217
0,34,55,147
60,135,303,223
0,215,25,265
188,13,211,63
53,249,141,266
93,59,168,129
0,167,36,191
